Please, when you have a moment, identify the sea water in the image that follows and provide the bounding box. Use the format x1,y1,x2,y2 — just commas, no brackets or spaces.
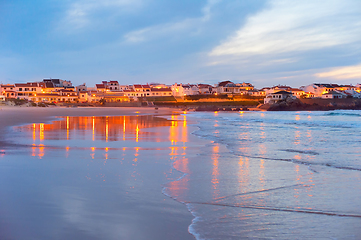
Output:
164,110,361,239
1,111,361,239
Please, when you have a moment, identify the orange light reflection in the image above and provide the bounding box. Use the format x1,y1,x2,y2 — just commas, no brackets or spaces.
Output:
66,116,69,140
92,116,95,141
136,124,139,142
211,144,220,199
40,123,44,141
106,116,109,142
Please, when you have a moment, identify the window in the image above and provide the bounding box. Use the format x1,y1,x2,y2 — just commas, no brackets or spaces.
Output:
19,88,22,91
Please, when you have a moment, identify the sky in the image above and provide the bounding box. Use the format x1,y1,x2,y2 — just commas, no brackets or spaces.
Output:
0,0,360,88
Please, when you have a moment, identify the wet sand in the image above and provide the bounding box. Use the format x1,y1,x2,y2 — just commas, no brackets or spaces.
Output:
0,106,180,131
0,106,198,240
0,106,179,146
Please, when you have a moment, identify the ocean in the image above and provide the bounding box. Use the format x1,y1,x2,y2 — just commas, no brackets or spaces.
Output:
1,110,361,239
171,110,361,239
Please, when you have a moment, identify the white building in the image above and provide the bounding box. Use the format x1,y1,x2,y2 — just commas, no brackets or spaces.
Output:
118,85,130,91
216,81,239,94
321,91,347,99
345,90,361,98
289,88,305,98
76,83,87,93
264,91,295,104
171,83,199,97
238,82,254,91
0,84,16,98
198,84,214,94
43,79,72,88
15,82,43,100
264,85,292,95
96,81,121,91
132,84,151,97
301,84,335,98
247,89,266,97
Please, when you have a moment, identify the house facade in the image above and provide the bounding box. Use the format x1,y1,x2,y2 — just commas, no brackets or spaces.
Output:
15,83,43,100
289,88,305,98
133,84,151,97
171,83,199,97
247,89,266,97
198,84,214,94
321,91,347,99
149,87,173,97
301,84,335,98
0,84,16,98
238,82,254,91
264,91,295,104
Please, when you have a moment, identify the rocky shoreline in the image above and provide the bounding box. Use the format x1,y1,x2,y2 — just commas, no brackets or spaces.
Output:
265,98,361,111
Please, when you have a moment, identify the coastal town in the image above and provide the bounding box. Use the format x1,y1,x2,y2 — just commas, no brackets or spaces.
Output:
1,79,361,108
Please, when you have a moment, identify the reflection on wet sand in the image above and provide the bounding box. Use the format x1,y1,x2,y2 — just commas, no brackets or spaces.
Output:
211,144,220,199
164,115,189,200
17,115,188,141
238,156,250,200
14,114,193,200
15,115,189,159
170,115,188,144
1,112,202,240
168,155,189,200
21,116,162,141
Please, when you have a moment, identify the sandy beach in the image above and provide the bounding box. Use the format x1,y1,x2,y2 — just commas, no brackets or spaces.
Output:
0,106,199,240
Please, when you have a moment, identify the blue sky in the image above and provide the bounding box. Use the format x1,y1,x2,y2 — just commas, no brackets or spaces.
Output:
1,0,360,88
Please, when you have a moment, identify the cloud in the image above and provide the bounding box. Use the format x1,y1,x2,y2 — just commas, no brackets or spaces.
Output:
209,0,361,56
315,63,361,80
61,0,143,31
123,20,192,43
123,0,220,43
201,0,221,21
